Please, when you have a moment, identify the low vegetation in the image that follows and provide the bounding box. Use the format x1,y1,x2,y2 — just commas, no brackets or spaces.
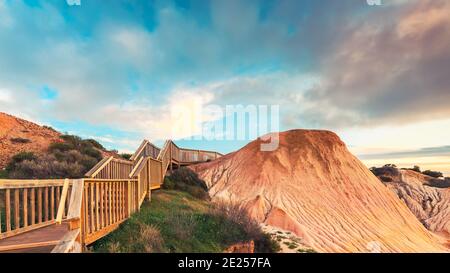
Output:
428,177,450,188
370,164,400,177
92,189,279,253
119,153,133,160
370,164,449,188
421,170,444,179
162,168,210,200
4,134,106,179
9,137,31,144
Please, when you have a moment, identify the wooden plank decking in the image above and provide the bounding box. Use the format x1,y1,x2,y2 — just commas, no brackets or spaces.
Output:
0,223,69,253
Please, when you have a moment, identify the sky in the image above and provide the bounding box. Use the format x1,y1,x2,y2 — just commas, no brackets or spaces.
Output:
0,0,449,175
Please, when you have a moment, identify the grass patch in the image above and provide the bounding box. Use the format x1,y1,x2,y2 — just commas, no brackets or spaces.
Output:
92,190,278,253
297,248,317,253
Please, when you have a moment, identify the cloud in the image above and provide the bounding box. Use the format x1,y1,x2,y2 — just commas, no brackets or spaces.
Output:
304,0,450,127
0,88,13,104
359,146,450,160
0,0,449,153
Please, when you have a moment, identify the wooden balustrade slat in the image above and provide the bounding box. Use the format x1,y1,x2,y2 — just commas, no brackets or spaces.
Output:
90,183,94,233
50,186,55,220
84,186,90,235
5,189,11,232
44,187,49,222
14,189,20,230
23,188,28,228
37,188,42,223
65,187,71,217
118,183,122,220
99,183,102,229
56,186,61,215
122,183,125,219
117,183,120,220
103,183,107,228
30,188,35,225
95,183,100,231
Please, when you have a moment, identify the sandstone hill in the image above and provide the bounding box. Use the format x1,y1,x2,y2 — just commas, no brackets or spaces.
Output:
374,168,450,242
191,130,448,253
0,112,61,169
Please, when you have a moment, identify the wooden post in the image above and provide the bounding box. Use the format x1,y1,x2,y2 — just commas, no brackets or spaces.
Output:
137,166,141,208
147,159,152,201
56,179,70,224
127,180,131,217
5,189,11,232
66,179,84,250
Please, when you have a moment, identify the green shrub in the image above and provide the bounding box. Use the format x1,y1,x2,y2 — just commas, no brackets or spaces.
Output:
120,153,133,160
297,248,317,253
6,152,36,172
169,168,208,191
162,177,176,190
164,168,209,200
43,125,56,132
0,169,8,179
85,139,105,150
6,134,106,179
49,142,75,152
428,178,450,188
422,170,443,178
82,147,102,160
10,137,31,144
255,232,281,253
209,201,279,253
379,176,393,182
370,166,399,177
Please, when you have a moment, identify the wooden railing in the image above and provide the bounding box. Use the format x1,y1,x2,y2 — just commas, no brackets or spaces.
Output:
81,178,136,245
149,159,163,190
0,179,72,239
167,141,222,164
130,140,161,162
157,140,172,178
1,139,222,253
85,157,133,179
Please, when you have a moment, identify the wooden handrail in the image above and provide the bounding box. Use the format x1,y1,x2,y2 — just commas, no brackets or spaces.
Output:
129,156,145,178
85,156,113,178
129,140,149,161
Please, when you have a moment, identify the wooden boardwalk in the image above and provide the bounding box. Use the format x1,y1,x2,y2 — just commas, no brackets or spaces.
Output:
0,140,222,253
0,223,69,253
